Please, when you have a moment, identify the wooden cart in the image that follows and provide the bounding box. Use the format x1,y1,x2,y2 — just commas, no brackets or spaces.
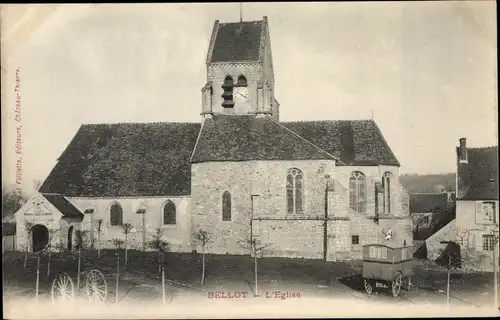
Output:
51,269,109,304
362,244,413,298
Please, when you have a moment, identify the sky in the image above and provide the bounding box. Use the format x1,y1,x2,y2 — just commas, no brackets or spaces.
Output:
1,2,498,195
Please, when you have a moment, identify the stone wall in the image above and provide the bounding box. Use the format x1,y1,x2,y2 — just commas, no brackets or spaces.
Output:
252,219,324,259
191,160,335,255
455,200,500,272
326,173,413,261
207,63,264,115
191,161,253,254
15,194,63,252
191,160,411,260
68,196,192,252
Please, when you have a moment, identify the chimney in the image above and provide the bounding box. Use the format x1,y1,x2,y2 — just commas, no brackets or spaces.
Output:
201,83,213,119
458,137,468,163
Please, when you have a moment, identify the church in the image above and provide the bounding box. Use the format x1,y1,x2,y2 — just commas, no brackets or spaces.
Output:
15,17,412,261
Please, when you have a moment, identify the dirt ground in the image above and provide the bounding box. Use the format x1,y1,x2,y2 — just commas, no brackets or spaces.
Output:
2,250,498,316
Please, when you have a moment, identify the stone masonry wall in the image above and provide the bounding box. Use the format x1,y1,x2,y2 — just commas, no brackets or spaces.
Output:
207,64,263,115
455,200,500,272
191,160,336,255
15,194,63,252
68,196,192,252
327,167,412,261
252,219,324,259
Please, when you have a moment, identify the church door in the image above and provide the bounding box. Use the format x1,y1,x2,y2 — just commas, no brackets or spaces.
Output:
32,224,49,252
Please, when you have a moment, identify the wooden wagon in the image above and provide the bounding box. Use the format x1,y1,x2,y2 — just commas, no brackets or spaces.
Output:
362,244,413,298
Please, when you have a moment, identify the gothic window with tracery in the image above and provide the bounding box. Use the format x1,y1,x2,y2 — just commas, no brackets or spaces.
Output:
382,172,392,213
349,171,366,213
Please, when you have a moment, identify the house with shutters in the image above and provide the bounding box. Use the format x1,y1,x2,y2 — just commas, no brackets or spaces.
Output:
454,138,499,271
423,138,499,271
14,17,412,261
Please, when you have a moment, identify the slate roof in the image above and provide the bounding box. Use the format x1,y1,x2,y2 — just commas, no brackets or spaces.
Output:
190,115,334,162
43,194,84,219
457,146,498,200
39,116,400,198
409,193,451,214
39,122,201,197
210,20,263,63
282,120,400,166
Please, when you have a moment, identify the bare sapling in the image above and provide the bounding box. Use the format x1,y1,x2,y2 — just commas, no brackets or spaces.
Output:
147,228,170,304
195,228,212,286
238,236,272,297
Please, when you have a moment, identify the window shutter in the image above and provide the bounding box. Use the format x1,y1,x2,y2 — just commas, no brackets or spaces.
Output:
475,202,483,223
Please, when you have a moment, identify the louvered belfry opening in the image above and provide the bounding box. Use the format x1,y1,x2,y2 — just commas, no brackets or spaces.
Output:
222,75,234,108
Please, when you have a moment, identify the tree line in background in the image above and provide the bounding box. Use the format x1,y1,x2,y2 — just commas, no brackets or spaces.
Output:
2,186,28,220
2,180,42,220
400,173,456,194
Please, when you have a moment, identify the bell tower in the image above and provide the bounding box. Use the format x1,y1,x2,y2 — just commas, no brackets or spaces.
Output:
201,16,279,121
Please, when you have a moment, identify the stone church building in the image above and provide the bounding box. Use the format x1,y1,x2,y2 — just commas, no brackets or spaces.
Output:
15,17,412,260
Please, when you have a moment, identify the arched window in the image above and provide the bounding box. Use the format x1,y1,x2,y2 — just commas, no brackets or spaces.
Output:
110,203,123,226
163,201,176,225
222,76,234,107
222,191,232,221
286,168,304,215
236,75,247,86
382,172,392,213
349,172,366,213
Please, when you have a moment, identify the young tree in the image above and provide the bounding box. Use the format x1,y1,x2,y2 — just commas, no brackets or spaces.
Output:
94,218,104,259
45,226,60,279
110,238,125,303
435,229,476,308
147,228,170,304
21,221,34,268
74,229,93,289
121,222,134,266
238,236,272,297
194,228,212,285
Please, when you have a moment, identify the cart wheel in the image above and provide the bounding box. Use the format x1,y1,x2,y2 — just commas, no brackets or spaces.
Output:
51,272,75,304
391,272,403,298
85,269,108,303
364,279,374,294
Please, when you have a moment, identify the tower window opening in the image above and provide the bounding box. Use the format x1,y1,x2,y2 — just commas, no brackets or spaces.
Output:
222,75,234,108
236,75,247,87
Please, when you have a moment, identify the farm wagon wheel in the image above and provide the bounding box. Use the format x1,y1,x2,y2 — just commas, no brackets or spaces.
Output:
85,269,108,303
51,272,75,304
363,278,374,294
391,271,403,298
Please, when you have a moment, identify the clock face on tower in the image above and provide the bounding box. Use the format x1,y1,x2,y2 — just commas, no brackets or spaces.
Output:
234,87,249,103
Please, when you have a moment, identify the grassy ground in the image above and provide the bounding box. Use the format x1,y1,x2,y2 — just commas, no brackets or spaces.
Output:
2,250,497,306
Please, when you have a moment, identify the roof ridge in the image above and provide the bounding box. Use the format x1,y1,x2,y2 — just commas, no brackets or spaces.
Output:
468,145,498,150
265,116,341,163
219,19,264,25
82,121,201,126
282,119,373,124
370,120,400,166
190,118,206,162
410,192,455,195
